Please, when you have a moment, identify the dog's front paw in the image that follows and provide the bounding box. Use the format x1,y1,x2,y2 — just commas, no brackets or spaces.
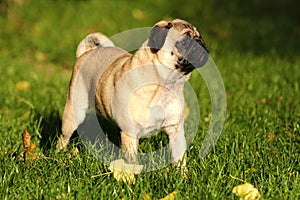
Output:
173,154,188,177
120,131,139,162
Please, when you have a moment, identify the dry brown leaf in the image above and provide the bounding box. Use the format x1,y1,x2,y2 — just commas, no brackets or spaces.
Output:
255,98,267,105
160,191,177,200
22,128,37,162
1,107,8,115
22,128,31,150
108,159,143,185
267,132,276,142
276,95,283,101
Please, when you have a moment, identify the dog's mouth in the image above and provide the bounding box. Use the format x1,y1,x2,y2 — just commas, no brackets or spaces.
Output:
175,34,209,75
175,57,194,75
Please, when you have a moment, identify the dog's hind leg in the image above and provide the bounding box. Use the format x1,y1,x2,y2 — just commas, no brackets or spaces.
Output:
57,98,76,152
57,75,89,152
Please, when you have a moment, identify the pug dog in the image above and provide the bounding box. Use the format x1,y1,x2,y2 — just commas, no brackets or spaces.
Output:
57,19,209,167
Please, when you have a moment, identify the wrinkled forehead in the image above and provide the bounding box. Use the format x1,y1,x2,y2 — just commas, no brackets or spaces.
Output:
171,20,200,36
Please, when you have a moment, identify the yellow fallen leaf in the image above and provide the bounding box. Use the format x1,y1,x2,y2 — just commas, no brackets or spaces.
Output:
108,159,143,185
232,183,261,200
160,191,177,200
109,159,144,173
15,81,30,92
230,175,261,200
112,169,136,184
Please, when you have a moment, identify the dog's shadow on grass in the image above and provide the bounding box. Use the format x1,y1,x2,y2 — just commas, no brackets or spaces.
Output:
37,110,79,154
37,110,121,155
37,110,61,154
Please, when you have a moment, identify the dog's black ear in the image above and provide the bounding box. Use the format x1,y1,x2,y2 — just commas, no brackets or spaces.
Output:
148,22,173,53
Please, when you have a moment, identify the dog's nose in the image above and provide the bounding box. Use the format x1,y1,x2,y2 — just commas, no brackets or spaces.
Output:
186,40,209,68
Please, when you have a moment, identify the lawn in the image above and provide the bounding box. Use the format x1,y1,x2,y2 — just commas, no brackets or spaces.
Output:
0,0,299,199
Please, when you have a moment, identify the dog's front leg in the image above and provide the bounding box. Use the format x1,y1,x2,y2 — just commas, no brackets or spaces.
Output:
121,131,139,162
165,125,187,167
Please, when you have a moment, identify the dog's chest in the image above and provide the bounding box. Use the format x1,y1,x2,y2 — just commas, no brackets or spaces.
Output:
127,83,183,137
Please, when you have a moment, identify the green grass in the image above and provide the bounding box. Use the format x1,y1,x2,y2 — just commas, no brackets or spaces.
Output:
0,0,299,199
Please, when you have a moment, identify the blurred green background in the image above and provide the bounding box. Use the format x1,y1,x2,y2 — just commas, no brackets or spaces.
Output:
1,0,299,66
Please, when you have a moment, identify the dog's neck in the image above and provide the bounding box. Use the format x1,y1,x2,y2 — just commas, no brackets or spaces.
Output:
128,47,190,89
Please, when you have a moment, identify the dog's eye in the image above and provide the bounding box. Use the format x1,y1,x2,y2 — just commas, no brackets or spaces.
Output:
185,32,191,37
193,36,203,43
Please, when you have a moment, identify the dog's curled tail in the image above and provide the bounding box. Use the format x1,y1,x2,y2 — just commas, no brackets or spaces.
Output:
76,32,115,58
